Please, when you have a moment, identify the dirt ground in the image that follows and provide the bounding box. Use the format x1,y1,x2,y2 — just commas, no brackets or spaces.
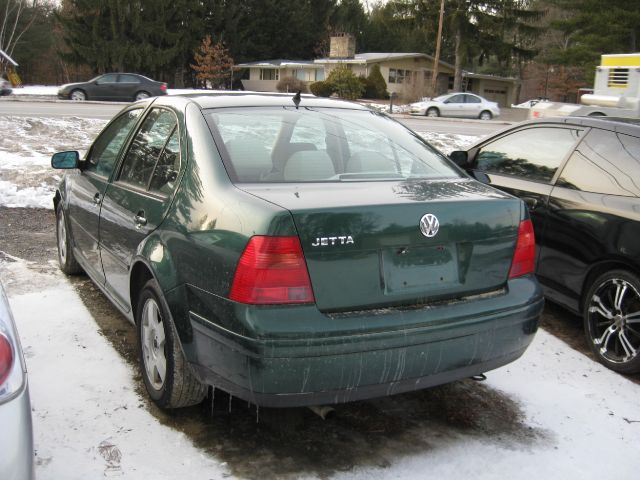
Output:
1,205,637,479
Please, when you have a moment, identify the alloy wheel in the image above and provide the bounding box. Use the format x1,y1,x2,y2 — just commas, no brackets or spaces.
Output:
141,298,167,391
586,277,640,365
70,90,86,101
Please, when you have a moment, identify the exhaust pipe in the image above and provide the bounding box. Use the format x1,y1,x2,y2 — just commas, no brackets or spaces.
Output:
308,405,335,420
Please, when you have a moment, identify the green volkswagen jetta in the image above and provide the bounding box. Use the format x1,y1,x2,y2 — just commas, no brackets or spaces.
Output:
51,93,543,409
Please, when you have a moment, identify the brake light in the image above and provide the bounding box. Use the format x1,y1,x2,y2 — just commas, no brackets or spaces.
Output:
0,334,13,387
509,219,536,279
160,83,167,92
229,236,315,304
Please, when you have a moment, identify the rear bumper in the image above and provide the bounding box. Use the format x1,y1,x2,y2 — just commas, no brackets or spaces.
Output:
184,276,543,407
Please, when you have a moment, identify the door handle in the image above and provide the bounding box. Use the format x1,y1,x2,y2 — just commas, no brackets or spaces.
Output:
134,211,147,227
93,192,101,205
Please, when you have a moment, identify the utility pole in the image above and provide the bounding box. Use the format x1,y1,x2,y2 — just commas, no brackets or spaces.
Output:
430,0,445,97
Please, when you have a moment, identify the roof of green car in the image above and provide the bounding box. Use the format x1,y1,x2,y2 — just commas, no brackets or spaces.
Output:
174,92,371,111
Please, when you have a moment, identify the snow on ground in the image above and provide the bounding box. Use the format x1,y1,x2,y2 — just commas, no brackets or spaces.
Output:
1,257,639,479
0,115,478,209
1,259,228,480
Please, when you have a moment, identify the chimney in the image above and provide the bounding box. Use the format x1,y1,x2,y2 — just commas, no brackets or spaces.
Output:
329,34,356,59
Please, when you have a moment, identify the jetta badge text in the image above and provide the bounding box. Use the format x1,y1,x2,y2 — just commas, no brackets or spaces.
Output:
311,235,355,247
419,214,439,238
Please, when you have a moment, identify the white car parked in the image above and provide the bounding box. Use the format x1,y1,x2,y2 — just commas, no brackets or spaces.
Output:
410,92,500,120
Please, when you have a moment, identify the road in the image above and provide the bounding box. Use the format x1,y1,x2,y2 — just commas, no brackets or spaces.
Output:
0,98,508,136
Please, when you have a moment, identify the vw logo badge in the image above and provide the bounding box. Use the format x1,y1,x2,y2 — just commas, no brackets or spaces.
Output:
419,214,439,238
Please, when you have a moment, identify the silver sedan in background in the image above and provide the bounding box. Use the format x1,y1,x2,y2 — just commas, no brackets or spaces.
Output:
0,283,34,480
410,92,500,120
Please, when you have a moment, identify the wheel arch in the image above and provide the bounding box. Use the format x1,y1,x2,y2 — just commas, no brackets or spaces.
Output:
129,236,180,323
580,259,640,314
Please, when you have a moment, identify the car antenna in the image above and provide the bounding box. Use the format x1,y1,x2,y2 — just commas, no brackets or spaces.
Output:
292,90,301,109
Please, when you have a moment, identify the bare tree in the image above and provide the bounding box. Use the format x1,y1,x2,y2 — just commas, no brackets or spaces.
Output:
0,0,40,58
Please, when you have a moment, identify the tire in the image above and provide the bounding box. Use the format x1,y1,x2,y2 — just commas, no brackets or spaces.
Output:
134,91,150,101
136,279,207,408
426,107,440,117
583,269,640,373
69,89,86,101
479,110,493,120
56,205,83,275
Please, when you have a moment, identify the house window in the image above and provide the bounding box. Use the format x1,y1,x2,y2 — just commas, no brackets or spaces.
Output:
294,69,322,82
260,69,279,81
315,69,325,81
389,68,412,84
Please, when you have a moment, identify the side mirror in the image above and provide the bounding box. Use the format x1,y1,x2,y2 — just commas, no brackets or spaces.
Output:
449,150,468,167
51,151,80,169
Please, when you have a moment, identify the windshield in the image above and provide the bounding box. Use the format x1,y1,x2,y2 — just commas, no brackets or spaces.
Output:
204,107,460,183
433,94,449,102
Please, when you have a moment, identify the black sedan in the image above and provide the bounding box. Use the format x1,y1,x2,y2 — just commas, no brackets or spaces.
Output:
450,116,640,373
58,73,167,102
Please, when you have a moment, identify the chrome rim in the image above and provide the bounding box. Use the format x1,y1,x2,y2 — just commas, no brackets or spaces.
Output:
141,298,167,391
426,109,438,117
587,278,640,364
135,92,150,100
57,210,67,264
70,90,85,101
480,111,491,120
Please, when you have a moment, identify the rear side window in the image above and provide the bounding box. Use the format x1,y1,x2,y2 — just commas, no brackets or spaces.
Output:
118,108,178,190
206,107,459,183
476,127,581,183
85,108,142,177
557,129,640,196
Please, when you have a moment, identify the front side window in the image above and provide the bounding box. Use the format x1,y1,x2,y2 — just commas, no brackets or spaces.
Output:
85,109,143,177
557,129,640,196
446,94,466,104
118,109,178,189
206,107,460,183
96,74,117,84
476,127,581,183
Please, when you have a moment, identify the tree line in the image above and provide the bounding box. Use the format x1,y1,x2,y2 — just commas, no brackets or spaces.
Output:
1,0,639,98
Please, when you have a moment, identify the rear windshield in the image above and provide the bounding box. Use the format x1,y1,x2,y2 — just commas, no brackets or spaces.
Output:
204,107,460,183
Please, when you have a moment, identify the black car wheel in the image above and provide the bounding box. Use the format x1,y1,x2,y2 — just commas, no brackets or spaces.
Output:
426,107,440,117
135,91,150,101
69,89,86,101
137,279,207,408
56,205,83,275
584,270,640,373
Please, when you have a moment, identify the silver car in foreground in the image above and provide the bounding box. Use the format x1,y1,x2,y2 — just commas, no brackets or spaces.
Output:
410,92,500,120
0,283,35,480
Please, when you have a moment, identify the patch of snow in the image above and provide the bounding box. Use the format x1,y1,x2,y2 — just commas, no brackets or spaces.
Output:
1,259,228,480
2,257,639,479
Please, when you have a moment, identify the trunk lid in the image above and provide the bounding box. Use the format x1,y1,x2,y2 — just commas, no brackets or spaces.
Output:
239,179,522,312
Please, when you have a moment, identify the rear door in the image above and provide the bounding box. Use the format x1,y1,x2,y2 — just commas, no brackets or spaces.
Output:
66,108,143,282
467,125,584,269
463,94,483,118
115,74,142,101
99,107,182,310
541,128,640,309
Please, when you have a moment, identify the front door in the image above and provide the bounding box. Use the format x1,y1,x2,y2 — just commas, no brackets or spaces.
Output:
468,125,584,271
99,107,182,310
66,108,144,282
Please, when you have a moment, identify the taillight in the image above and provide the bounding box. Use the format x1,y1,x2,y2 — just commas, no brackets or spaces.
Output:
229,236,315,304
509,219,536,279
0,333,13,387
160,83,167,92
